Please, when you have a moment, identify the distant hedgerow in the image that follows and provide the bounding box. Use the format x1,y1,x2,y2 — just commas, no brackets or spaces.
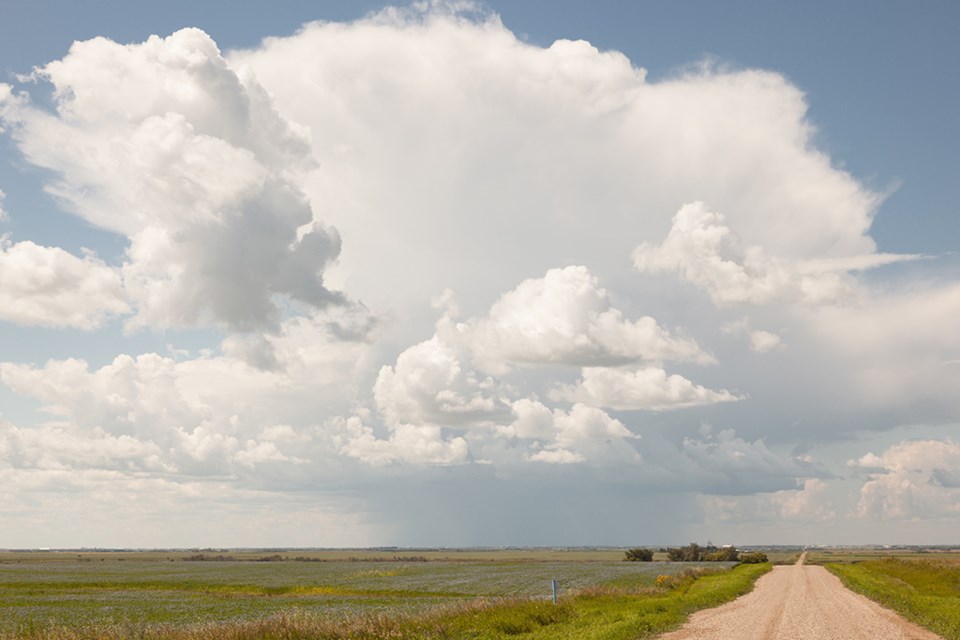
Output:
666,543,743,562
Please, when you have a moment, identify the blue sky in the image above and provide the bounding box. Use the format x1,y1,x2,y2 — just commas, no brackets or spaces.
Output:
0,1,958,548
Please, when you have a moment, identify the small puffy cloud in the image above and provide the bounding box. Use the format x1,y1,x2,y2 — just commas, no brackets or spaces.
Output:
0,237,129,329
0,189,8,221
551,366,740,411
368,423,469,466
1,29,343,331
633,202,917,307
471,266,711,368
749,330,783,353
527,449,584,464
722,317,784,353
505,398,558,441
235,425,308,468
539,401,635,449
338,415,469,467
507,399,639,464
373,335,512,428
852,439,960,519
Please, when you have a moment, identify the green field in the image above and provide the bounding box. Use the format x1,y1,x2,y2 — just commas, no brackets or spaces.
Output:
0,550,768,639
806,548,960,565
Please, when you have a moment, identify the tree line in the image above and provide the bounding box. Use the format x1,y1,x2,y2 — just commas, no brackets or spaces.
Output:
624,543,768,564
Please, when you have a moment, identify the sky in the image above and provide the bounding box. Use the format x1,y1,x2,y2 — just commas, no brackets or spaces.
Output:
0,0,958,549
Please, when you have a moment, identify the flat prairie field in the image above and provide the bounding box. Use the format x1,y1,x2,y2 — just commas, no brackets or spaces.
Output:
0,550,739,635
806,548,960,565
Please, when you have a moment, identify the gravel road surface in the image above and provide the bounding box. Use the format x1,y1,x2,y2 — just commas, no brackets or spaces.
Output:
656,554,943,640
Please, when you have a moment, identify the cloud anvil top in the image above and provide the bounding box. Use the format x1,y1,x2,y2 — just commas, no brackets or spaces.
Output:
0,1,957,548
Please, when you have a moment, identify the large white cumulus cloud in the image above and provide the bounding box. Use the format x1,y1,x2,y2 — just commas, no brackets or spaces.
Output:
231,6,883,317
0,29,343,331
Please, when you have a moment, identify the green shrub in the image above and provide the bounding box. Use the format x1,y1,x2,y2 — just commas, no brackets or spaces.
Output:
667,544,702,562
703,548,739,562
624,548,655,562
739,552,768,564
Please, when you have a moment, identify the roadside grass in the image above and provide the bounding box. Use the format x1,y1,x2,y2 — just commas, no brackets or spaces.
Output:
826,558,960,640
1,560,770,639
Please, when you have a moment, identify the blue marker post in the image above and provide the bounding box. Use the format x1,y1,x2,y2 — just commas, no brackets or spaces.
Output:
551,579,558,605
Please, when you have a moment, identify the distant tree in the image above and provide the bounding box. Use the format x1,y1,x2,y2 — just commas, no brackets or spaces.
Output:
703,547,740,562
624,548,654,562
667,543,702,562
739,552,769,564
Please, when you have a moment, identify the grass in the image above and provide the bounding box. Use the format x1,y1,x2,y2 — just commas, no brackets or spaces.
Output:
826,557,960,640
0,552,770,639
807,549,960,565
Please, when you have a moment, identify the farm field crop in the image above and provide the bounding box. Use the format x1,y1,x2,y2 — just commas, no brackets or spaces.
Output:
0,550,762,639
806,548,960,565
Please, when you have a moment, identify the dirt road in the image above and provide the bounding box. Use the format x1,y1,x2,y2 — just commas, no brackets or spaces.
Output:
656,554,943,640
